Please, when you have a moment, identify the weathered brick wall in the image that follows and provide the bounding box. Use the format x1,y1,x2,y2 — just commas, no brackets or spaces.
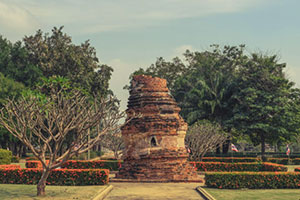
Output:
117,75,201,182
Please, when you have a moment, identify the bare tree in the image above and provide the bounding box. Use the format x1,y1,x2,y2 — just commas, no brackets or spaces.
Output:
100,129,124,159
185,121,227,161
0,81,127,196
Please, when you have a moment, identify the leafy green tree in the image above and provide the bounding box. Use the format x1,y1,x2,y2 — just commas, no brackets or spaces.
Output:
173,45,246,126
229,54,300,159
128,45,300,156
125,57,186,92
23,26,113,97
0,73,26,155
0,76,126,196
0,36,42,87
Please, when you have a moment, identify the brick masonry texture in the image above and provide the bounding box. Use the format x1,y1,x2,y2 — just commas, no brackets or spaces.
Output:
116,75,201,182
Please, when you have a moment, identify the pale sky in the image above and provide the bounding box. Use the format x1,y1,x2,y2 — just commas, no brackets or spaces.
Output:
0,0,299,110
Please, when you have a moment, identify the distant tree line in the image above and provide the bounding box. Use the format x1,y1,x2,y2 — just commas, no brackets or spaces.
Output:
128,45,300,159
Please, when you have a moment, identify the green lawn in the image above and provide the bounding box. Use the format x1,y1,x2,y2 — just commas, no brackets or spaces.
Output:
11,162,26,168
204,187,300,200
0,184,108,200
286,165,300,172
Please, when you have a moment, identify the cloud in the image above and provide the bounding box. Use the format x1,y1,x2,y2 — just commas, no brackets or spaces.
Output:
285,66,300,88
0,1,39,40
1,0,270,37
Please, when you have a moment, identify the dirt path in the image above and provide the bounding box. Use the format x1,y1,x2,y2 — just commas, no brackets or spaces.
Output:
105,182,204,200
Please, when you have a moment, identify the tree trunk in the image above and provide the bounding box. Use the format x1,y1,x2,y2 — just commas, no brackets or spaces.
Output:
261,133,266,161
37,168,51,196
216,145,221,154
222,138,231,154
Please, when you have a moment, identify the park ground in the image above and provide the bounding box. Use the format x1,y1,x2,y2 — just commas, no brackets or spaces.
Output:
2,161,300,199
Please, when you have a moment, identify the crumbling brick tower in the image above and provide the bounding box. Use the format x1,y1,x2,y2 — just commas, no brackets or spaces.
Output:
116,75,201,182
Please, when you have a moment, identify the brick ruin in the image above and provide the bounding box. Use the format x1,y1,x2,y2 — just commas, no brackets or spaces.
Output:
116,75,202,182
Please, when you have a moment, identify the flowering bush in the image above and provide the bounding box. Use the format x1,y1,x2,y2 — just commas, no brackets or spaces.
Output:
190,162,287,172
205,172,300,189
61,160,122,171
25,160,49,168
295,167,300,172
0,168,109,185
26,160,122,171
200,157,259,163
0,164,21,169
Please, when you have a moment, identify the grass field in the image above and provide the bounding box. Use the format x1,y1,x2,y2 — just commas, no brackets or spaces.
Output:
11,162,26,168
204,187,300,200
0,184,107,200
286,165,300,172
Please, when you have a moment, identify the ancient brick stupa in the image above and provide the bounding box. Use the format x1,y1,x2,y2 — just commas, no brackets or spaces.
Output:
116,75,201,182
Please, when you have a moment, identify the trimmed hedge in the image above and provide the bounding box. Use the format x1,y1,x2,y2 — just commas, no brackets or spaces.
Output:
26,160,122,171
0,164,20,169
200,157,259,163
267,158,300,165
26,161,40,168
190,162,287,172
197,157,300,165
61,160,122,171
0,149,12,164
204,152,300,158
11,156,20,163
0,168,109,185
205,172,300,189
25,160,49,168
25,157,50,161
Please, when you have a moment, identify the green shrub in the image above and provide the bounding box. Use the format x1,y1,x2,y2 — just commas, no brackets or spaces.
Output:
200,157,259,163
205,172,300,189
0,149,12,164
0,168,109,185
204,152,300,158
267,158,300,165
61,160,122,171
25,156,49,161
190,162,287,172
11,156,20,163
71,151,103,160
295,167,300,172
25,161,40,168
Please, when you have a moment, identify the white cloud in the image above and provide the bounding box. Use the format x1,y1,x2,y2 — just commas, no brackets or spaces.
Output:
0,0,270,38
0,1,39,40
285,66,300,88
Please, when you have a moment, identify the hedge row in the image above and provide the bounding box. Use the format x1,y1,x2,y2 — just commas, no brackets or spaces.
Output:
190,162,287,172
267,158,300,165
25,160,49,168
26,160,122,171
205,172,300,189
204,152,300,158
196,157,300,165
61,160,122,171
0,149,12,164
201,157,259,163
0,164,20,169
0,168,109,185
